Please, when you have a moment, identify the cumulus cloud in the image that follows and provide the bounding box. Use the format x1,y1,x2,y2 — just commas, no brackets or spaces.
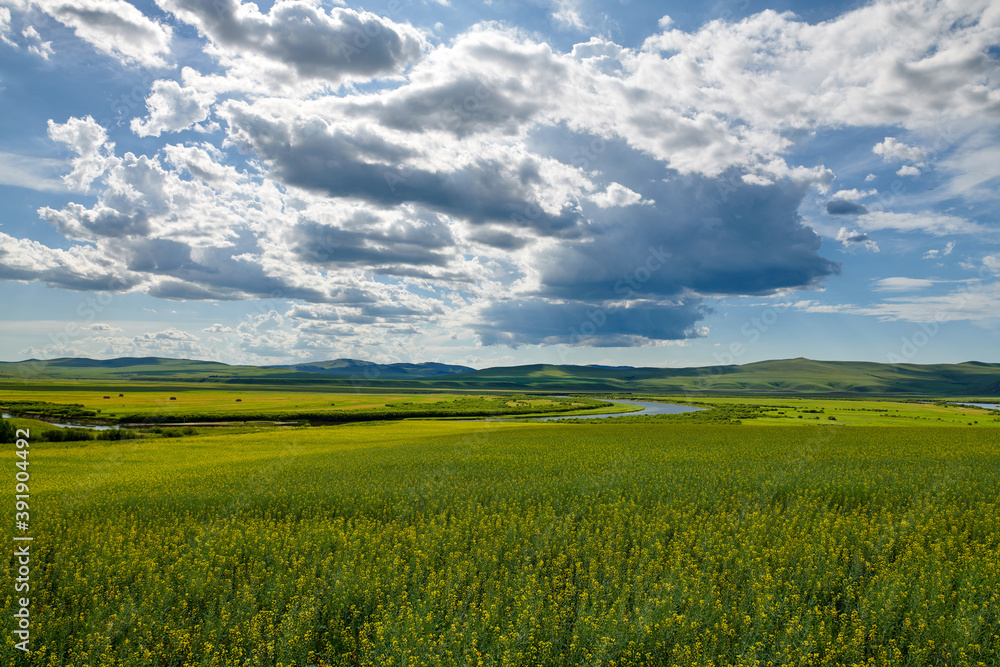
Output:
873,137,926,165
590,182,648,208
131,80,217,137
0,231,140,292
32,0,172,67
4,0,1000,355
830,188,877,201
155,0,424,86
46,115,114,191
220,100,590,237
896,164,921,177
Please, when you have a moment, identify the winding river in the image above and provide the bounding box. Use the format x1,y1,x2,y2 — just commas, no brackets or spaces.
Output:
531,398,704,421
1,412,120,430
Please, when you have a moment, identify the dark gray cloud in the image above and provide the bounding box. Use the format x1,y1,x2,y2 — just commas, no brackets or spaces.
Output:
157,0,423,82
348,67,554,137
41,202,152,241
537,171,840,301
826,199,869,215
465,144,840,346
476,299,709,347
223,103,584,236
123,237,331,303
290,212,455,271
466,227,531,250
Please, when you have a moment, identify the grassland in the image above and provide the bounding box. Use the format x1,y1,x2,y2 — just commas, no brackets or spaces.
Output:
3,417,998,666
578,396,1000,427
0,384,616,425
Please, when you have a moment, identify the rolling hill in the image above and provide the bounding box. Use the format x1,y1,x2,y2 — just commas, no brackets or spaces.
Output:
0,356,997,397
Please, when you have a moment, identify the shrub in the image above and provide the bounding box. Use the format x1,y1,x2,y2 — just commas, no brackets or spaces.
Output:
0,417,15,444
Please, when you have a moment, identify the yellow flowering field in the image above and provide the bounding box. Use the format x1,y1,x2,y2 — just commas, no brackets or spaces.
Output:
3,421,998,666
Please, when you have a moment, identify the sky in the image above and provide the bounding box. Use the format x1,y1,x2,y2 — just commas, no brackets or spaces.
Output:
0,0,998,370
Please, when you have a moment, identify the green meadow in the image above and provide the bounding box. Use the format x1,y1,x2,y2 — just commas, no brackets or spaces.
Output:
2,389,999,665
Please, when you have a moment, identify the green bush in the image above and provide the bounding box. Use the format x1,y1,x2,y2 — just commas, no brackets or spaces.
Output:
38,428,94,442
0,417,15,444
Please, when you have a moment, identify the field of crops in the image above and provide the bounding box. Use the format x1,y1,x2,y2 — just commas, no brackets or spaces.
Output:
3,419,998,666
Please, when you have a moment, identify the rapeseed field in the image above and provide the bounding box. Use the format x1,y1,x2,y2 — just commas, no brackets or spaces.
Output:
3,421,998,666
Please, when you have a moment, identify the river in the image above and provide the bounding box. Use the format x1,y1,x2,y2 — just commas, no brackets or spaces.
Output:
1,412,120,430
530,398,704,421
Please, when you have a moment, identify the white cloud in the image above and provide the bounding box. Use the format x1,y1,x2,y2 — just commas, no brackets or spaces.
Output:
857,211,986,236
32,0,172,67
792,283,1000,323
16,24,52,58
131,80,217,137
37,131,260,248
86,323,122,332
896,164,921,177
940,134,1000,200
854,284,1000,323
590,182,648,208
836,226,879,252
46,116,114,191
155,0,425,89
872,277,935,292
0,151,72,192
4,0,1000,353
0,230,140,292
552,0,586,30
873,137,926,165
830,188,877,201
923,241,955,259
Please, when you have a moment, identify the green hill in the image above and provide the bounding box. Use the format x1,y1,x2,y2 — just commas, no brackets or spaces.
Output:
0,356,997,397
0,357,291,381
435,358,1000,395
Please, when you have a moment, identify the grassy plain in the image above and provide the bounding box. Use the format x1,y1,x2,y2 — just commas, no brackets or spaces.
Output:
0,383,621,424
2,414,998,666
600,396,1000,427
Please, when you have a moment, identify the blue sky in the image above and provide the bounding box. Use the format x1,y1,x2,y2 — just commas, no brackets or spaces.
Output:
0,0,998,369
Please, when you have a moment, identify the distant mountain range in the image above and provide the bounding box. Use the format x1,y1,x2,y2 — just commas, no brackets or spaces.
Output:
1,356,998,397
